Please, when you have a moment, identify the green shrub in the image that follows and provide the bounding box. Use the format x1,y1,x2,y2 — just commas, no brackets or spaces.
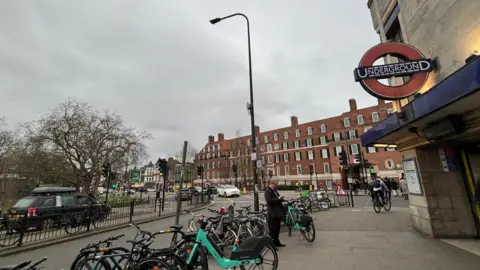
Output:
276,184,310,191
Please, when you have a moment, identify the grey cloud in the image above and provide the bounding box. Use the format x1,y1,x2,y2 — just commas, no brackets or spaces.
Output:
0,0,382,158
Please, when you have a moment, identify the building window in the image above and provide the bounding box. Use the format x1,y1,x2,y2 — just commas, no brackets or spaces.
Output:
284,131,289,139
306,138,313,147
276,166,280,176
283,153,289,161
348,130,357,139
387,108,394,115
267,144,273,152
267,155,273,163
294,141,300,148
350,144,359,155
307,150,314,160
385,159,394,169
320,124,327,133
323,163,330,174
372,112,380,122
307,127,313,135
321,149,329,158
386,147,395,151
295,129,301,137
275,154,280,163
320,136,327,145
364,126,372,133
274,133,278,141
247,139,251,145
334,133,341,142
245,149,249,155
264,136,269,143
282,142,288,150
367,147,377,153
295,152,301,161
296,165,302,175
357,115,364,125
285,165,290,175
335,146,343,155
256,137,259,145
343,118,351,128
274,143,280,150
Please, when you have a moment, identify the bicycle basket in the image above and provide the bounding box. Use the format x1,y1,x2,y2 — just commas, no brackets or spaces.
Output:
297,215,313,228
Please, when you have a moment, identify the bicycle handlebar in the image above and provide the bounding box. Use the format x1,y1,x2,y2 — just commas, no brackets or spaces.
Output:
27,257,47,269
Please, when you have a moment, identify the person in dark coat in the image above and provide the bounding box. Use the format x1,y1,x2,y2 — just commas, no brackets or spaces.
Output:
264,180,285,247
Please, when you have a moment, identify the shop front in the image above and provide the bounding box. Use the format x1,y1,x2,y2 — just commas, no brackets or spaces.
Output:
360,55,480,237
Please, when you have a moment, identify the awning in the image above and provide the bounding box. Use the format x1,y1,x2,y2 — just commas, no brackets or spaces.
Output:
361,56,480,146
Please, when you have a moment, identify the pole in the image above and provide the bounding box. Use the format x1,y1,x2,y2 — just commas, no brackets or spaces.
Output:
105,167,111,203
341,121,354,207
161,161,167,211
201,166,204,203
175,141,188,225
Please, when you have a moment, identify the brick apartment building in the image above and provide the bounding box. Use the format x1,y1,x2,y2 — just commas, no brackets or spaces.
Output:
194,98,403,189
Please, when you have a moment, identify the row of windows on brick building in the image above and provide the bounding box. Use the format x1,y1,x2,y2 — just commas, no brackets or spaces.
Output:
199,109,394,154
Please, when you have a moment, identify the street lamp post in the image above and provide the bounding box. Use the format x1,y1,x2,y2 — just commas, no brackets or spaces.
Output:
210,13,260,211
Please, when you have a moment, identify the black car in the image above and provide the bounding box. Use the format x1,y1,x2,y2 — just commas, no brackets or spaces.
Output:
176,189,193,201
7,187,111,230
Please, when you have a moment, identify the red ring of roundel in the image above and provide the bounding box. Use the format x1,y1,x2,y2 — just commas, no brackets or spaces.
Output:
358,42,429,100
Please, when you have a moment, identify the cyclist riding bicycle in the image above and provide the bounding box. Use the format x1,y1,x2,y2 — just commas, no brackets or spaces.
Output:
371,177,389,206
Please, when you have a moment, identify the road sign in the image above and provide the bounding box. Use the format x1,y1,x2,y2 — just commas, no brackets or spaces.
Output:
335,186,348,196
348,177,353,183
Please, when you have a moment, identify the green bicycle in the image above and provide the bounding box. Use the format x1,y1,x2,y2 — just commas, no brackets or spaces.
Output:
185,216,279,269
283,199,316,242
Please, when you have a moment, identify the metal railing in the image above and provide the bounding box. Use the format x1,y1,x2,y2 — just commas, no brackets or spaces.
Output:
0,195,208,251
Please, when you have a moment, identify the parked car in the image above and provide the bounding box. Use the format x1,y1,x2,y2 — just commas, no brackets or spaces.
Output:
210,186,218,194
176,189,192,201
194,187,208,196
7,187,111,230
217,185,241,198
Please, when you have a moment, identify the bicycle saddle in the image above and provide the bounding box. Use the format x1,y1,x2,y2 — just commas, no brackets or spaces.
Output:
170,224,183,230
0,261,31,270
237,218,249,224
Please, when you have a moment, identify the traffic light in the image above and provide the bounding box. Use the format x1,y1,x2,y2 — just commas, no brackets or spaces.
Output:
339,151,348,168
156,158,167,174
102,163,111,178
232,164,238,178
197,165,203,177
309,164,314,175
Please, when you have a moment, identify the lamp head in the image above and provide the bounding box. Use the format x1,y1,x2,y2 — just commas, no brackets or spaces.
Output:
209,18,222,24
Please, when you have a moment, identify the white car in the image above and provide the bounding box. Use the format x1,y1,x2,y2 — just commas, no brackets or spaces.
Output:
217,185,240,198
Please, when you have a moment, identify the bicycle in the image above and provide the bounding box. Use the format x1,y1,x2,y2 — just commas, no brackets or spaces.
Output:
185,215,278,269
283,199,316,242
372,189,392,213
64,208,99,234
69,234,125,270
0,257,47,270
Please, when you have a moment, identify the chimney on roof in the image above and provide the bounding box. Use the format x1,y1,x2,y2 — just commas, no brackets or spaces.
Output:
291,116,298,127
349,98,357,112
208,135,214,143
218,133,224,141
377,98,385,107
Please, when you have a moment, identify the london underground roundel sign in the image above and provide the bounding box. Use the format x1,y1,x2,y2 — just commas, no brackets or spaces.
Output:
354,42,433,100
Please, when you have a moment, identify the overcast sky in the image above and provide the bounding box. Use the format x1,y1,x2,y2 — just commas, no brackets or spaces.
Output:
0,1,381,161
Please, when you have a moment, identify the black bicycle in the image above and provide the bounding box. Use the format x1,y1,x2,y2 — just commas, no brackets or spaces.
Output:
69,234,126,270
0,257,47,270
373,190,392,213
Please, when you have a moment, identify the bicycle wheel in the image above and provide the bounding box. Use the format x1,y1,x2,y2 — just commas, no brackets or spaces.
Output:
65,218,83,234
373,197,381,213
133,257,170,270
177,244,209,270
318,200,330,211
72,256,112,270
240,243,278,270
383,197,392,211
301,221,316,243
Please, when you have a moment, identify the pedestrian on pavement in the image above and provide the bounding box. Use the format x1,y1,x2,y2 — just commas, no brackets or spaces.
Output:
391,179,399,196
264,180,286,248
399,173,408,200
384,178,392,199
206,185,213,201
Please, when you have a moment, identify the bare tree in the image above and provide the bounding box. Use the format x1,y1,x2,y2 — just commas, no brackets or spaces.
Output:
24,99,151,192
0,118,16,174
172,143,198,163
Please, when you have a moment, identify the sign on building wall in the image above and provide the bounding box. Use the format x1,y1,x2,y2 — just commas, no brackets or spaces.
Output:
402,157,423,195
354,42,433,100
